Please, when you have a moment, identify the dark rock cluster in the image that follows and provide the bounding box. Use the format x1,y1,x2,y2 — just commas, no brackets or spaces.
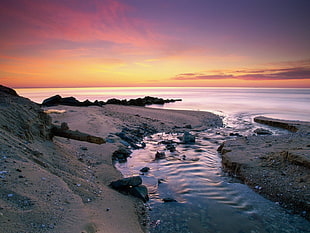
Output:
110,176,149,202
42,95,181,107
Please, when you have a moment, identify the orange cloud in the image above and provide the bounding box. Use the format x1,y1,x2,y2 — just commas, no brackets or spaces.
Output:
172,61,310,82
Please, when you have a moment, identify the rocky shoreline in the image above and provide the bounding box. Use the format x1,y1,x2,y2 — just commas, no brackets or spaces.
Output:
0,85,222,232
219,116,310,220
1,84,309,232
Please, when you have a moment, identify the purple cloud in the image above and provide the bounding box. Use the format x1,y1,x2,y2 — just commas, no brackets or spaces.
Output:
172,66,310,81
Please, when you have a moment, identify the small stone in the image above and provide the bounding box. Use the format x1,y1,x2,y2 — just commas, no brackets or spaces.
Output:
7,194,14,197
180,132,195,144
80,146,88,151
110,176,142,190
162,197,177,202
106,208,110,211
140,167,150,173
158,179,165,184
254,128,272,135
155,151,165,160
129,185,149,202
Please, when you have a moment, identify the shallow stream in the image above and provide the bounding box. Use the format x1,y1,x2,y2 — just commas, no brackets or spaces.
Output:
115,112,310,233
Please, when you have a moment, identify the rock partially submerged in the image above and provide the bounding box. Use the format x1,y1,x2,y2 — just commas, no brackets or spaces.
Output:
254,128,272,135
42,95,182,107
112,147,132,163
179,131,196,144
155,151,166,160
110,176,149,202
254,116,310,133
42,95,101,107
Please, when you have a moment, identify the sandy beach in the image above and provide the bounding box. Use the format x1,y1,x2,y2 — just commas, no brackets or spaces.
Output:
0,86,222,233
1,85,310,233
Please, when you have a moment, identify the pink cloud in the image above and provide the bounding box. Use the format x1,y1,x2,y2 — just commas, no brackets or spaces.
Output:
0,0,161,49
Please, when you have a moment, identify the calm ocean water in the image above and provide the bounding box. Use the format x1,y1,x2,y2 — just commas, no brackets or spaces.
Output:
16,87,310,121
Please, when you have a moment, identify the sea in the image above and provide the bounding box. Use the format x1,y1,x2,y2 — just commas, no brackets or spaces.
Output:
16,87,310,121
16,87,310,232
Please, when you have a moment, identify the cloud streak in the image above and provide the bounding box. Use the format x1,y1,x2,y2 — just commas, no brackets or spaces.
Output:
173,64,310,81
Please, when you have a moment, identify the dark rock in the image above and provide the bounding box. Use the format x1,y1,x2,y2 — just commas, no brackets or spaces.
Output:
254,116,300,132
140,167,150,173
217,143,224,152
160,140,177,145
184,124,192,129
110,176,142,190
158,178,166,184
42,95,181,107
80,146,88,151
129,185,149,202
180,132,195,144
112,147,132,162
61,97,80,105
166,144,176,152
60,122,69,130
229,132,242,137
162,198,177,202
106,98,125,105
0,85,19,96
42,95,62,106
254,128,273,135
155,151,166,160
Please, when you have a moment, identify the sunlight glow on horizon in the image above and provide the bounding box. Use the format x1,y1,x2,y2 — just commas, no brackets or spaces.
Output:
1,0,310,88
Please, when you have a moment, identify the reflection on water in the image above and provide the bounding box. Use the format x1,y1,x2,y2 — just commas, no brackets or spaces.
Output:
116,116,310,233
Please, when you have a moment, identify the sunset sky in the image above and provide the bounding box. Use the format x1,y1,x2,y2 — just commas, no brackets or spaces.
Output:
1,0,310,88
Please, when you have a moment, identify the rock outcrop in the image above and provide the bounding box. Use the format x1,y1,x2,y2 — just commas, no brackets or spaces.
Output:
42,95,182,107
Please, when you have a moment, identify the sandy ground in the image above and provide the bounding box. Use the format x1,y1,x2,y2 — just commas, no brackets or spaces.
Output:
219,117,310,220
0,88,222,233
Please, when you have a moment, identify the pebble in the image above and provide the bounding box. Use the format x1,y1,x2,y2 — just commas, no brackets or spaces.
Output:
140,167,150,173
